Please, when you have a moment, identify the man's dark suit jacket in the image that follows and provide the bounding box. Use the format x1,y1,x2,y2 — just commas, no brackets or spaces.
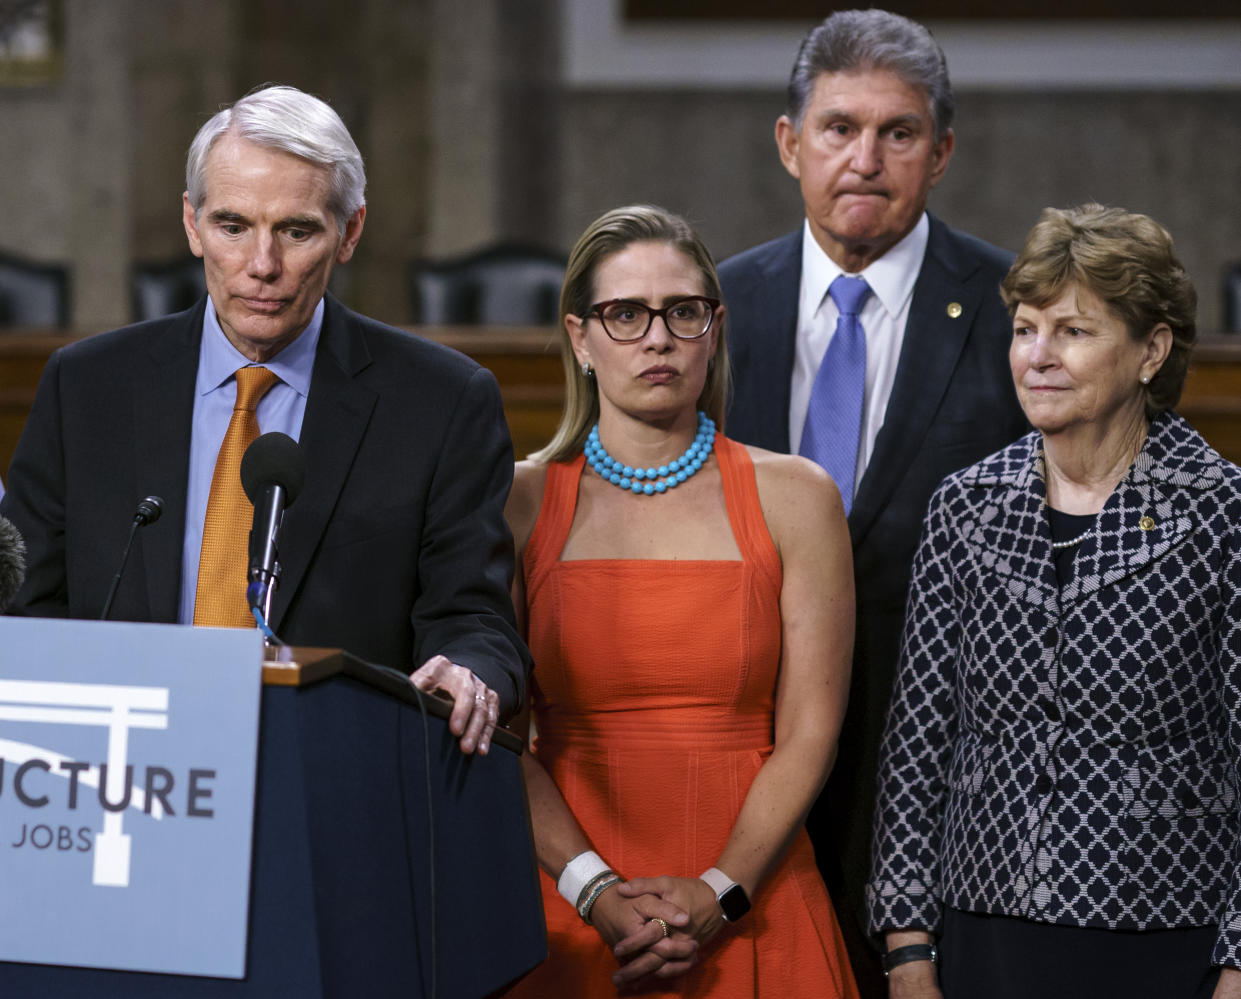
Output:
0,295,530,714
719,214,1028,925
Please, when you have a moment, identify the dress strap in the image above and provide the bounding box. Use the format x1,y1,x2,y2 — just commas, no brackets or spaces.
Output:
525,441,783,595
523,453,585,598
715,435,782,594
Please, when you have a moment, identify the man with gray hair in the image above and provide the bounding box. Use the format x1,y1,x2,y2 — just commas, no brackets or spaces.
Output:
2,85,529,754
719,10,1026,989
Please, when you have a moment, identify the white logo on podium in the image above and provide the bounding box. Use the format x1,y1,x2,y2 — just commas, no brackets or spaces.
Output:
0,679,170,887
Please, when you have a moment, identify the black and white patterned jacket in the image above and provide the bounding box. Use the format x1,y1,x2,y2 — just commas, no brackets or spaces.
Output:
867,411,1241,968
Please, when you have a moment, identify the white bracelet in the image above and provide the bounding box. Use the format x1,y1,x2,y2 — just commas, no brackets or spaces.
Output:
557,850,611,908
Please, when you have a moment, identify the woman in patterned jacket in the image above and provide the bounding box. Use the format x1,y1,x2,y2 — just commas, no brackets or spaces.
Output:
868,204,1241,999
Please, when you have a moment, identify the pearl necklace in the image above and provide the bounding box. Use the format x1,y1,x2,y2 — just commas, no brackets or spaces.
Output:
1050,529,1094,551
585,411,716,495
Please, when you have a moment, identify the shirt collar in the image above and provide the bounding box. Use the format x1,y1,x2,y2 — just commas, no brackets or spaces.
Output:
198,296,323,397
801,212,929,318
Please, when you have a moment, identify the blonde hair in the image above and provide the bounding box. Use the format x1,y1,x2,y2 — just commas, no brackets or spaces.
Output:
1002,203,1197,419
531,205,731,463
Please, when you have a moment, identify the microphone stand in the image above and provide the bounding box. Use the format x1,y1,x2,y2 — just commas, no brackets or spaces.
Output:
100,518,141,621
101,497,164,621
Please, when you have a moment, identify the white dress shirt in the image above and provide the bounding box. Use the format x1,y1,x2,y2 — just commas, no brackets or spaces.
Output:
789,214,930,502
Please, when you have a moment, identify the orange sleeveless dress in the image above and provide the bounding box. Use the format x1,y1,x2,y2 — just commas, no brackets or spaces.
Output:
509,436,859,997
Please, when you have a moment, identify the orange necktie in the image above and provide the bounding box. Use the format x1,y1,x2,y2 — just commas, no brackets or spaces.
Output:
193,366,279,627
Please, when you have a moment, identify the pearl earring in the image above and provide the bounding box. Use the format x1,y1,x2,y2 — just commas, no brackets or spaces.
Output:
1140,374,1150,385
582,362,594,377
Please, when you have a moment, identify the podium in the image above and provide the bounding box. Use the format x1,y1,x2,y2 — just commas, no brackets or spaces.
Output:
0,648,547,997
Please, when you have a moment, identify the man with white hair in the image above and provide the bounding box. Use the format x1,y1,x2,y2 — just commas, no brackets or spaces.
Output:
1,85,529,754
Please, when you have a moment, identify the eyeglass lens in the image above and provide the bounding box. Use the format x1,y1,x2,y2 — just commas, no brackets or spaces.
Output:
598,298,713,341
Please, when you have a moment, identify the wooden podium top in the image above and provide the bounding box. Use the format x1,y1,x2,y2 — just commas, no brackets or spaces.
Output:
262,645,351,686
261,645,525,755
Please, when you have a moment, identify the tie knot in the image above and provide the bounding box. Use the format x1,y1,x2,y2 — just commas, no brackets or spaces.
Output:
829,275,871,317
233,366,278,412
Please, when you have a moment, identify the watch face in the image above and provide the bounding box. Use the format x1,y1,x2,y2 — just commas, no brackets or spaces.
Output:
718,884,751,922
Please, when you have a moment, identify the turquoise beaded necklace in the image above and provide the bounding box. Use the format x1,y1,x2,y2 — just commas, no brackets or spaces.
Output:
584,411,716,495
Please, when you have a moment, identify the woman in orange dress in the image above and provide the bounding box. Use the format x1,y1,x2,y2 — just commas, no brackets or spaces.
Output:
503,205,860,997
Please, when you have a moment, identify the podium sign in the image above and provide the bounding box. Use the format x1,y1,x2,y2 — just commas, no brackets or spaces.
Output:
0,619,264,978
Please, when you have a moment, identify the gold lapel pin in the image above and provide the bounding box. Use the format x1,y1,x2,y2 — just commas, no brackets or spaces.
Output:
1139,516,1155,531
947,302,963,318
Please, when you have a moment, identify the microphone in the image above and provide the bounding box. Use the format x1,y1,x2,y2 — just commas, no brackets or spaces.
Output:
100,495,165,621
240,433,306,619
0,515,27,613
134,495,164,527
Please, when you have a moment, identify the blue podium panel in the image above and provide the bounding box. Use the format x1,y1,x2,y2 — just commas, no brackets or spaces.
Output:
0,654,546,997
0,619,264,978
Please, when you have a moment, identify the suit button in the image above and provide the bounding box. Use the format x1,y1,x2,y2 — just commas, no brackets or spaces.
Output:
1035,774,1053,794
1043,628,1058,650
1045,701,1061,723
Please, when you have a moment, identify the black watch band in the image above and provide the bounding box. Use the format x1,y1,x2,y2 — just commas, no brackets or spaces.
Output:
882,942,938,976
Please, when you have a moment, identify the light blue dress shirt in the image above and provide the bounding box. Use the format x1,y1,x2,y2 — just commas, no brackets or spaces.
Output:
177,298,322,624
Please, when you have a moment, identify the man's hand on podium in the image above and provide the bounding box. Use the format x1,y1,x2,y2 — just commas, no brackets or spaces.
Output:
410,654,500,755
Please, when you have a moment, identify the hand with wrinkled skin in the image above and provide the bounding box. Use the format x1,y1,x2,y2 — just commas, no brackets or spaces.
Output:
615,876,725,961
1214,967,1241,999
886,962,942,999
409,654,499,754
588,885,697,990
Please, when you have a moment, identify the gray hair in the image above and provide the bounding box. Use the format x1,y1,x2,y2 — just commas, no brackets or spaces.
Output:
786,9,954,142
185,84,366,233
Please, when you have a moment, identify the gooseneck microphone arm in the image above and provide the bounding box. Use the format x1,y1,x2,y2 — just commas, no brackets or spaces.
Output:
100,495,164,621
240,433,306,642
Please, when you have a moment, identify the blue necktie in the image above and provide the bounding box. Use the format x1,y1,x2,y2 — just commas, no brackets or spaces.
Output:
799,275,872,516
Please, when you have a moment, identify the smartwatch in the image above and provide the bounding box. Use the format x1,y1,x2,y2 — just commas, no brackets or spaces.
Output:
700,866,751,923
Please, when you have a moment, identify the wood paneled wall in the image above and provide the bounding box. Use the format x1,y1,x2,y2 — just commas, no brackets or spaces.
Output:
4,329,1241,487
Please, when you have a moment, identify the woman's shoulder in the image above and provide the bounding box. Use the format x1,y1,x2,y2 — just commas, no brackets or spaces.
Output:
1147,411,1241,486
512,458,550,490
506,459,552,553
949,432,1040,487
742,443,838,496
739,442,846,536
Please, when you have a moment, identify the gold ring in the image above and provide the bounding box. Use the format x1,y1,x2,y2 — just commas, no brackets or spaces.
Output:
652,917,670,938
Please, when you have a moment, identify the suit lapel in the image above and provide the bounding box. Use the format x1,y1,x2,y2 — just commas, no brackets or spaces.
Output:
760,235,801,453
1063,490,1195,605
1062,414,1220,603
731,232,801,452
850,216,981,545
961,438,1060,619
964,415,1217,616
269,298,377,629
136,304,204,621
